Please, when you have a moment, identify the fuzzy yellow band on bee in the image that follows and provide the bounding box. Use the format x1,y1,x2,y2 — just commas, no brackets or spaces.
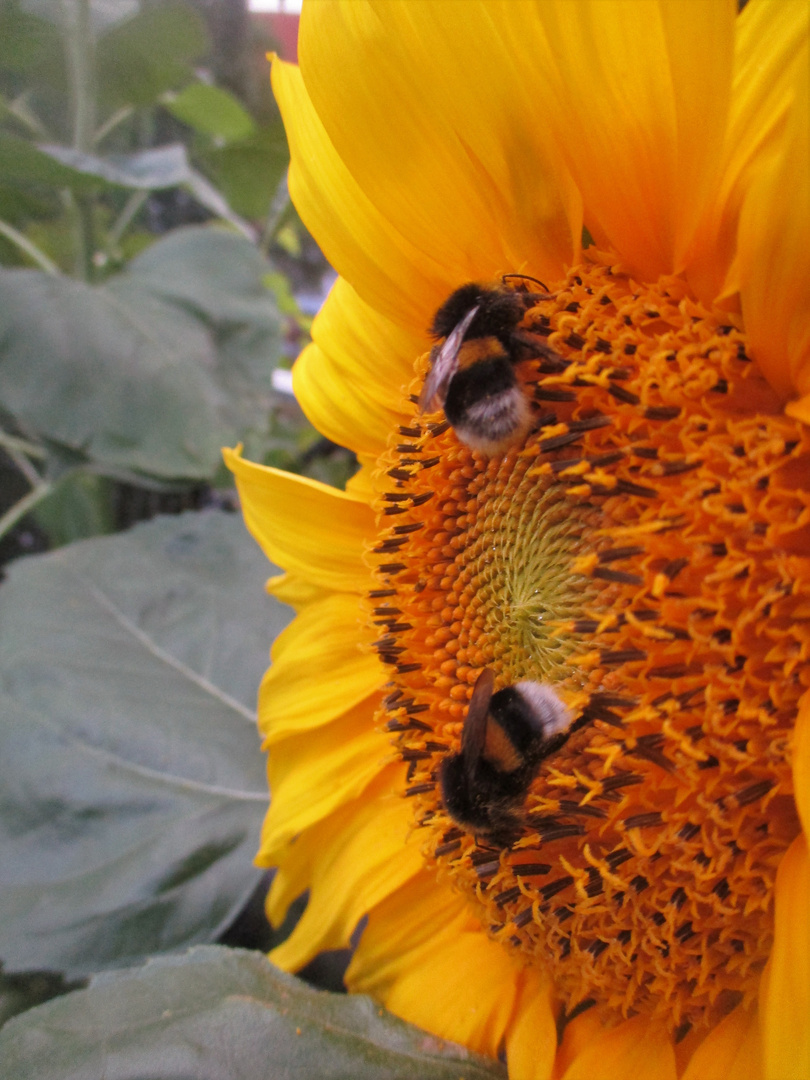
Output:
483,718,525,772
456,336,505,371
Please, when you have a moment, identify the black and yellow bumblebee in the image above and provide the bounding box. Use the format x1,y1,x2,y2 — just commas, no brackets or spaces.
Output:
419,278,559,454
439,667,573,847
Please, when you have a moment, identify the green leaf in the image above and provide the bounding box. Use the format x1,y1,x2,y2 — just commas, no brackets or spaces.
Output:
166,83,256,144
0,132,109,193
32,472,114,547
0,135,255,240
96,1,209,106
31,143,255,234
0,4,62,76
0,947,508,1079
39,142,196,190
0,512,288,977
0,225,282,480
198,119,290,220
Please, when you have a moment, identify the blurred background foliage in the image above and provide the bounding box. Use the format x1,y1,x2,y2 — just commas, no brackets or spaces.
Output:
0,0,354,567
0,0,391,1062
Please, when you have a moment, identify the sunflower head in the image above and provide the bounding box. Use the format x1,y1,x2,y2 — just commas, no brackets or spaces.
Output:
229,2,810,1076
371,262,807,1035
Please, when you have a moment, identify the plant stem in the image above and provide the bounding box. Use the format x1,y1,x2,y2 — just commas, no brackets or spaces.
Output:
2,440,44,490
94,105,135,148
259,177,291,257
0,429,47,462
64,0,95,154
0,483,53,543
108,190,149,251
62,0,96,280
0,219,60,274
8,92,51,140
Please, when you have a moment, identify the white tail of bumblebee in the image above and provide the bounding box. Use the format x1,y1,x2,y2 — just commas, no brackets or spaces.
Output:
513,681,571,737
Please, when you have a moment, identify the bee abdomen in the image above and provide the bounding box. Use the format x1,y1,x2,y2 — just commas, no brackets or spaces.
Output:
445,357,532,454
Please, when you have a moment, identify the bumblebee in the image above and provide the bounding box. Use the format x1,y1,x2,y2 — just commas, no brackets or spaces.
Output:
439,667,572,847
419,278,558,454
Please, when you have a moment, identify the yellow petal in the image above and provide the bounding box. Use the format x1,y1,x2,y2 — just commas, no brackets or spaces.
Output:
689,0,808,300
554,1008,607,1080
293,278,421,457
736,41,810,406
533,0,735,283
345,459,378,502
505,972,557,1080
259,591,383,744
680,1005,762,1080
761,832,810,1080
794,691,810,837
224,446,373,594
272,56,449,330
269,769,422,970
258,695,384,855
559,1014,677,1080
266,765,402,926
265,572,322,611
346,871,525,1059
298,0,580,288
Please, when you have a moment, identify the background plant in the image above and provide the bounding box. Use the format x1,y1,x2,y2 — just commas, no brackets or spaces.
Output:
0,0,353,564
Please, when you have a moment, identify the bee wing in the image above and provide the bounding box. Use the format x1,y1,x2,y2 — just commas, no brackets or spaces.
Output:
461,667,495,784
418,304,479,413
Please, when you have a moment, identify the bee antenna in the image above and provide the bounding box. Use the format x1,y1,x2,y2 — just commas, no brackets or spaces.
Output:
501,273,551,292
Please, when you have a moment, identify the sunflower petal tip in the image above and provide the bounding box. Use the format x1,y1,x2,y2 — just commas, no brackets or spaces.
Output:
222,444,244,469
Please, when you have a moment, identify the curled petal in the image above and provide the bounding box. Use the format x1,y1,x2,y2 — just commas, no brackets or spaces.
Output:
735,41,810,409
259,591,383,744
293,278,422,458
272,55,449,329
225,447,374,595
259,696,383,855
505,973,557,1080
680,1005,762,1080
269,767,422,969
531,0,735,283
299,0,580,289
761,833,810,1080
690,0,808,299
558,1014,677,1080
346,872,528,1059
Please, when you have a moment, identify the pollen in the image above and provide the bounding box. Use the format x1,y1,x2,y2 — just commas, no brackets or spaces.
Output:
366,264,810,1033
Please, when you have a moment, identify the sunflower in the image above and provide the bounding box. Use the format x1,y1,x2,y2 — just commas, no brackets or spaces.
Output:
225,2,810,1077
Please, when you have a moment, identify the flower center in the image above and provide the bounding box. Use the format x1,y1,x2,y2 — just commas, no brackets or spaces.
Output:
367,263,809,1034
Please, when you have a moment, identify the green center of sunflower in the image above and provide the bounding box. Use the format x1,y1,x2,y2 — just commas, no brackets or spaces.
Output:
367,263,809,1035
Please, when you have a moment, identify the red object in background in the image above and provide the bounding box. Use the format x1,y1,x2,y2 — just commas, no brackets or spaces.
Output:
253,12,299,64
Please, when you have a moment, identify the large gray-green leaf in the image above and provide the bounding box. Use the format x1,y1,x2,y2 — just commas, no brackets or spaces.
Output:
41,142,201,189
0,512,288,977
0,132,108,192
0,947,508,1080
0,226,281,480
36,143,255,235
0,135,252,237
